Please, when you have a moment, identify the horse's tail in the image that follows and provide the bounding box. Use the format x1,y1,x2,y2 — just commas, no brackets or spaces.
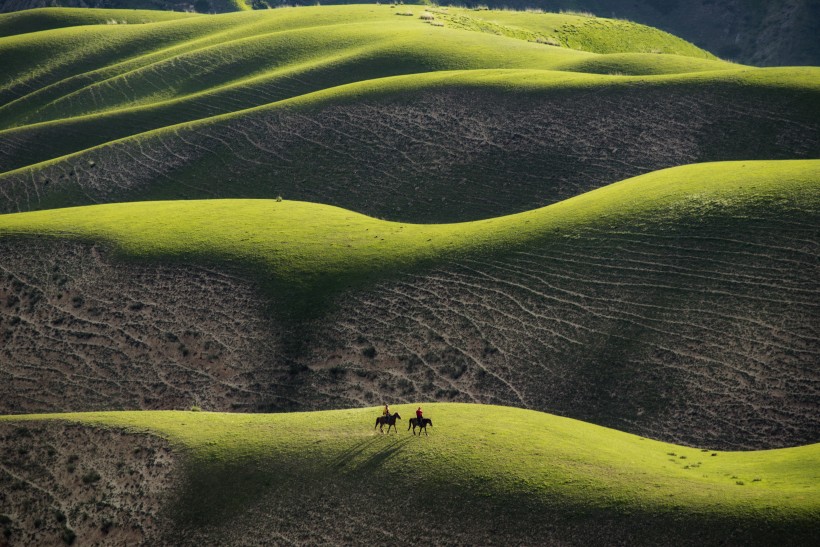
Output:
374,418,379,429
428,419,432,427
407,419,412,430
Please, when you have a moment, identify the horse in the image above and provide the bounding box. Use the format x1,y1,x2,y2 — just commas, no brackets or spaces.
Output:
408,417,432,436
375,412,401,433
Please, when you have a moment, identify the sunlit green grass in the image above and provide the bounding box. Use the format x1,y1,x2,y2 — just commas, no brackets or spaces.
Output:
4,61,816,181
2,404,818,523
0,160,817,310
0,5,732,130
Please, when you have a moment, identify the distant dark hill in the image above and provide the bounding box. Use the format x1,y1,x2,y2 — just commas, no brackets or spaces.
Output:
2,0,818,66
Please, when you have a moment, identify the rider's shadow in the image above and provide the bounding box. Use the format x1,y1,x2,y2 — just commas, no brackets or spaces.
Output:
330,436,412,474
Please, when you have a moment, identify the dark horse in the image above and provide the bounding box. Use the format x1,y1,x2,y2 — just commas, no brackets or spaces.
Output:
408,417,432,436
375,413,401,433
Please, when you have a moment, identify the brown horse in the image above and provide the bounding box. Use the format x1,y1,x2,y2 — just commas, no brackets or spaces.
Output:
375,412,401,433
408,417,432,436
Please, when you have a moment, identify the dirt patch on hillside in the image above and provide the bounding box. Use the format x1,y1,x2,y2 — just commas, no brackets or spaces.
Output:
1,83,817,220
0,237,302,414
0,421,176,546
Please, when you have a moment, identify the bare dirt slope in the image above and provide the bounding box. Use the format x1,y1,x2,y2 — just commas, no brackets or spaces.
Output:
0,422,176,547
2,80,817,221
2,196,817,450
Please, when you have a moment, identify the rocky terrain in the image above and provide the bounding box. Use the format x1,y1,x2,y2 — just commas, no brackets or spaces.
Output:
0,422,176,546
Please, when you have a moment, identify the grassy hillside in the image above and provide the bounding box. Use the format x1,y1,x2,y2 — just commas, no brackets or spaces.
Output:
0,7,198,37
2,6,815,222
1,160,815,299
1,405,818,545
0,66,817,219
1,161,817,448
0,6,728,140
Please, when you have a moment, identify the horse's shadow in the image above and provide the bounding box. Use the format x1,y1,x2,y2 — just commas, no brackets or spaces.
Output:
329,435,411,474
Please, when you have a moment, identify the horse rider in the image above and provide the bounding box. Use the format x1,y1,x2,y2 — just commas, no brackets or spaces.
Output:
383,403,391,420
416,406,423,425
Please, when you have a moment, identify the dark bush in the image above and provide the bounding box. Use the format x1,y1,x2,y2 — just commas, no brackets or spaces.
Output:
82,470,101,484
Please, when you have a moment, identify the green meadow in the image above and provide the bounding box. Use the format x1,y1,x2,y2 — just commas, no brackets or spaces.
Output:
2,404,818,537
0,160,816,307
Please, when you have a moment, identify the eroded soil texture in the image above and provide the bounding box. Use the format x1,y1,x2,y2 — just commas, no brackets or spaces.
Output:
0,422,175,547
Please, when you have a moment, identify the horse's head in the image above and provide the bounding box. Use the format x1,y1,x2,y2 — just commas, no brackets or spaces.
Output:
393,413,401,420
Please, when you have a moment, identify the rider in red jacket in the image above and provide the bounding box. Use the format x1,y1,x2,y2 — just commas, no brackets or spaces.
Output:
416,406,423,422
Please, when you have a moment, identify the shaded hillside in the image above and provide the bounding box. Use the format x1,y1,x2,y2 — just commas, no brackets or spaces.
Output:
1,407,818,546
1,162,817,449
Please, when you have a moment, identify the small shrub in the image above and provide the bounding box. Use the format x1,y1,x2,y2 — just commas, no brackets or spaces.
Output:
559,9,596,17
275,195,283,202
362,346,377,359
0,515,11,525
753,477,762,482
82,470,101,484
736,480,745,485
420,12,434,21
61,527,76,545
536,36,560,46
189,405,202,412
395,11,414,16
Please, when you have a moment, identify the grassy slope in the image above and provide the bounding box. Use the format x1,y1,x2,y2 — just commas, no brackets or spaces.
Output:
2,404,818,542
0,160,817,306
0,6,730,129
0,5,750,179
1,64,816,217
0,7,199,38
0,61,765,176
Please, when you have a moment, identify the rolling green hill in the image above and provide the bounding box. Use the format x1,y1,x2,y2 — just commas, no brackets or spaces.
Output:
1,161,817,449
1,405,818,545
1,7,816,223
4,1,815,67
0,67,817,219
0,6,731,168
